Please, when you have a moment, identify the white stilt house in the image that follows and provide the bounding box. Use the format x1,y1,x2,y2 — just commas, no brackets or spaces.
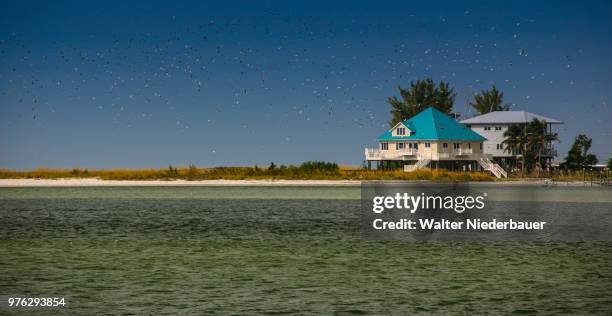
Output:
460,111,562,168
364,107,507,178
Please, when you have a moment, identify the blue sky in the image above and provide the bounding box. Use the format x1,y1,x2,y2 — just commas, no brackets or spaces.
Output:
1,0,611,168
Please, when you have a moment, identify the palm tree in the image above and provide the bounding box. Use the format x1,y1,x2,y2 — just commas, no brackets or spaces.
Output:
526,119,559,177
470,85,511,115
387,78,456,126
502,124,528,176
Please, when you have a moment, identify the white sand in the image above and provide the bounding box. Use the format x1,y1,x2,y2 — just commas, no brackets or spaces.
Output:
0,178,361,187
0,178,597,187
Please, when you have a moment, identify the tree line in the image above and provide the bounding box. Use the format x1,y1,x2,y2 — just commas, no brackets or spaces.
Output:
387,78,510,126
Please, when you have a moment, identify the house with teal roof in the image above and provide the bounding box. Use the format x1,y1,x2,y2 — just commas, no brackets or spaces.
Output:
365,107,507,177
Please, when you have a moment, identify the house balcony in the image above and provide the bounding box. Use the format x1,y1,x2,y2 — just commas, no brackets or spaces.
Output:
452,148,473,156
366,148,481,161
512,148,557,157
365,148,381,160
397,148,419,156
364,148,418,160
434,148,475,160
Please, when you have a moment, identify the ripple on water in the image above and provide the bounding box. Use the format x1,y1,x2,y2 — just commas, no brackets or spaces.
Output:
1,187,611,314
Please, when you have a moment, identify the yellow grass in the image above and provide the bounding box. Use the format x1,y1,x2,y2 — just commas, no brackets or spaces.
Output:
0,166,496,181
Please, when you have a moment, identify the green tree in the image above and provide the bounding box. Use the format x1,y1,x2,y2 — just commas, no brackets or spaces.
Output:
387,78,456,126
563,134,598,169
584,154,598,166
502,124,528,176
503,119,559,177
526,119,559,177
470,85,510,115
299,161,339,173
564,144,582,170
607,158,612,169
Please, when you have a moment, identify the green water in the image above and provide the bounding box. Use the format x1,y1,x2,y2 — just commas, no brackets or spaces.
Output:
1,186,611,314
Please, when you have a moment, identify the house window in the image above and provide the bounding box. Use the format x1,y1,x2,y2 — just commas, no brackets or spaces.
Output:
453,143,460,150
480,143,483,150
468,143,472,149
381,143,388,150
425,143,431,148
496,144,503,150
413,143,418,150
484,126,491,131
443,143,448,148
396,143,405,150
495,126,502,131
396,127,406,135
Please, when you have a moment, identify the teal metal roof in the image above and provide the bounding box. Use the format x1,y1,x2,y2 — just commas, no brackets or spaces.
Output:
377,107,487,141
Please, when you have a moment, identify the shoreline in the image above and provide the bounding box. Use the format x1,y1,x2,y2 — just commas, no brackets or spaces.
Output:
0,178,601,187
0,178,361,187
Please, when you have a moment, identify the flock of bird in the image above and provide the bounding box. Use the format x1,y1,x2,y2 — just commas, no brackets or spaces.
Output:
0,12,587,137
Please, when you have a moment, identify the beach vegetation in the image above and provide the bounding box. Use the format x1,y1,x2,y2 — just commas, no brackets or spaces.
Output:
502,118,559,177
0,163,495,181
561,134,598,169
1,164,605,182
527,119,559,177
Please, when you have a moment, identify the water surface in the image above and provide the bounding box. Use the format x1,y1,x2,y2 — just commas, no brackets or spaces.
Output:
1,186,611,314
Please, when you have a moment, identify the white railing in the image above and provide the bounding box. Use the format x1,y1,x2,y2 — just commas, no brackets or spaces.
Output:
397,148,418,156
365,148,382,160
477,156,507,178
453,148,473,156
367,152,481,161
365,148,418,160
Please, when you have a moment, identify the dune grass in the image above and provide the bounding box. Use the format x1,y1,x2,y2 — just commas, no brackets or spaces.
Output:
0,162,496,181
2,162,605,182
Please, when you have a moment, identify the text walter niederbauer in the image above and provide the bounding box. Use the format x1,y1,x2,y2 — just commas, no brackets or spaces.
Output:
370,193,547,231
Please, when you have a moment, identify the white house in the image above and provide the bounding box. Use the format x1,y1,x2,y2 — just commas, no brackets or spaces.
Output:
460,111,562,167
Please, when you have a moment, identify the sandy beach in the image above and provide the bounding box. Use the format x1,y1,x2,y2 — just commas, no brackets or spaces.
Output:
0,178,363,187
0,178,599,187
